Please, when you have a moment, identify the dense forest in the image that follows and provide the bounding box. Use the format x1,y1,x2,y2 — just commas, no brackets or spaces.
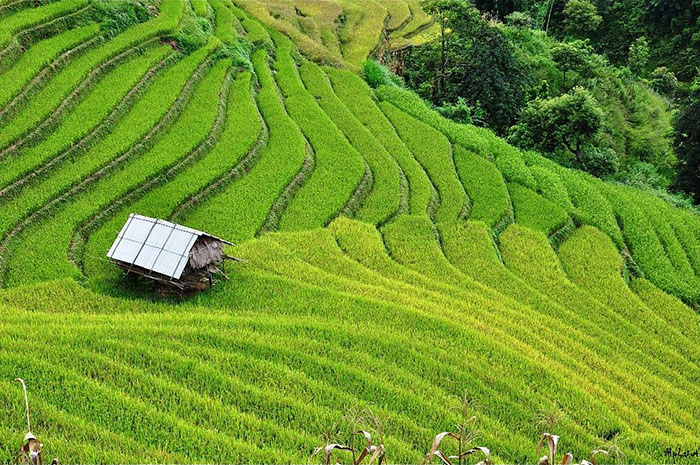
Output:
384,0,699,207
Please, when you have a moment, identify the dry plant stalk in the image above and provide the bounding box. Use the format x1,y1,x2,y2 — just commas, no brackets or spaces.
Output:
310,443,355,465
537,433,610,465
422,432,491,465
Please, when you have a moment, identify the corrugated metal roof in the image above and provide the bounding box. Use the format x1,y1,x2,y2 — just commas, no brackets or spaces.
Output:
107,213,232,280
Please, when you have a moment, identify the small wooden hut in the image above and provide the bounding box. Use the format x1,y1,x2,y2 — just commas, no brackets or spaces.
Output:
107,213,238,292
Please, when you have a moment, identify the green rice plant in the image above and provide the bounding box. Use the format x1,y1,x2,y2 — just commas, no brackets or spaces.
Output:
300,62,401,225
338,1,386,69
498,223,700,418
2,50,225,286
667,209,700,276
0,1,94,75
508,182,570,236
182,49,305,241
0,0,87,49
270,29,304,98
0,44,173,192
81,63,256,285
0,23,98,108
1,248,698,464
190,0,208,17
228,3,270,47
377,85,538,188
555,170,623,248
381,219,700,434
326,68,430,217
389,0,432,39
380,102,466,224
528,165,574,210
0,44,213,242
630,277,700,342
0,0,184,151
557,225,700,370
642,195,698,282
265,226,663,448
601,185,699,303
438,219,697,407
381,0,411,32
270,37,365,230
232,0,342,65
393,22,441,49
453,146,512,229
207,0,234,43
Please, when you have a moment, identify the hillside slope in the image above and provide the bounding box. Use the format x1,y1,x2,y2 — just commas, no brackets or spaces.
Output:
1,1,699,463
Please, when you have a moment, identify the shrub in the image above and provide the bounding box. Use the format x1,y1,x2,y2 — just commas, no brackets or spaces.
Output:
580,146,619,178
175,15,214,54
362,59,402,88
506,11,532,28
649,67,678,98
215,37,253,71
436,97,484,126
94,0,150,38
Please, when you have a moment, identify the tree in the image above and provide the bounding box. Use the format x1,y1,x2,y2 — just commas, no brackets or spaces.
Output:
627,36,649,76
649,67,678,98
551,40,592,88
509,87,603,166
505,11,532,28
404,0,530,133
420,0,475,100
562,0,601,38
672,85,700,203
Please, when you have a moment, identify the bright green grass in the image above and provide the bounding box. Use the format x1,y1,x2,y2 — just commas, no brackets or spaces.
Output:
381,0,411,31
0,23,99,108
453,145,511,228
0,45,210,240
2,47,222,286
0,44,173,191
508,182,570,235
190,0,208,17
326,68,432,217
380,102,466,224
272,34,365,230
338,0,386,69
183,49,305,242
1,3,700,463
0,0,184,150
208,0,234,43
0,0,87,49
83,62,258,289
300,62,401,225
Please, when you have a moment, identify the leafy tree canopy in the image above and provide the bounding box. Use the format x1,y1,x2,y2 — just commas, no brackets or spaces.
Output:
509,87,603,166
673,85,700,202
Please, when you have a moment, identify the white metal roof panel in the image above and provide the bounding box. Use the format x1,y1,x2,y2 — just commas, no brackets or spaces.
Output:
106,213,227,280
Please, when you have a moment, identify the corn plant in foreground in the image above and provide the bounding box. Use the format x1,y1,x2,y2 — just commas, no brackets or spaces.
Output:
537,433,609,465
422,395,490,465
310,430,385,465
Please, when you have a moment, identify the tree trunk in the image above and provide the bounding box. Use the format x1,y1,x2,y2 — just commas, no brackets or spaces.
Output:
545,0,556,34
440,17,446,100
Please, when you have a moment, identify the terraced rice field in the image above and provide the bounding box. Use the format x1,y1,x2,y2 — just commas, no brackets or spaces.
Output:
1,1,699,463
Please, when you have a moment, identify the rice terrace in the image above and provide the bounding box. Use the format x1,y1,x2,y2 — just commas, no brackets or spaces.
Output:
1,0,700,463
